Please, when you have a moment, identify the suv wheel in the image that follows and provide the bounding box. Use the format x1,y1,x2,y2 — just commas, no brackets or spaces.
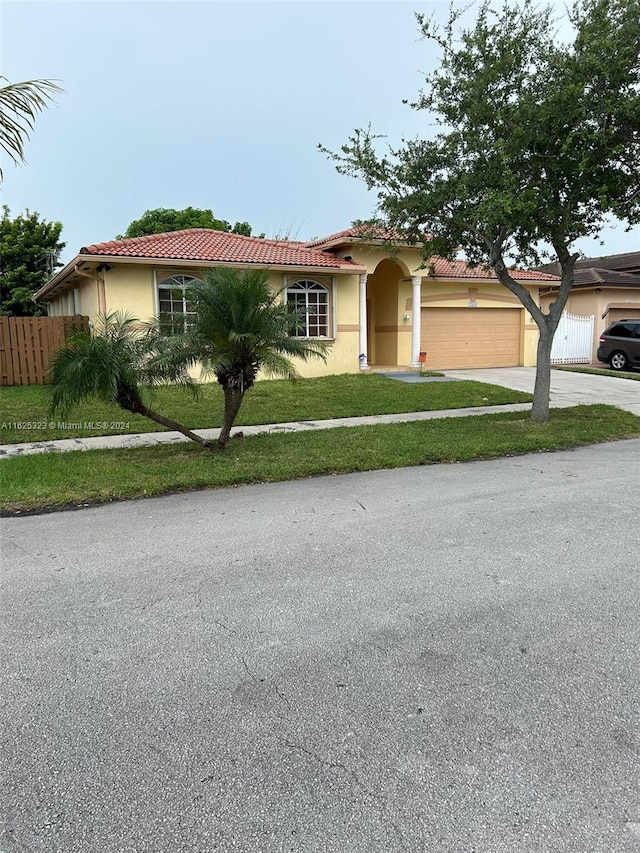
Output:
609,351,629,371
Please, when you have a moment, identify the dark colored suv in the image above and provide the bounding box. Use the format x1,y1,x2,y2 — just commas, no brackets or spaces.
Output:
597,319,640,371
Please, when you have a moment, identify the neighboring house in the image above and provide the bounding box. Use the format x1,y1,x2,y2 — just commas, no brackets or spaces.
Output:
34,227,559,376
540,251,640,362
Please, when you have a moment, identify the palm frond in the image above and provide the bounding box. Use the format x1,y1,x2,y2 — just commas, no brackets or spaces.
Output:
178,266,327,389
0,77,63,177
46,334,124,417
46,312,153,417
258,349,301,380
140,322,201,394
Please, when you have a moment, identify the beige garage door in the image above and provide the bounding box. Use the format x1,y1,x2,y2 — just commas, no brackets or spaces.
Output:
607,308,640,326
421,308,522,369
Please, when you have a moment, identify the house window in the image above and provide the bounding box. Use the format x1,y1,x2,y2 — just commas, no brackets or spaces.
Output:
157,274,198,333
286,279,330,337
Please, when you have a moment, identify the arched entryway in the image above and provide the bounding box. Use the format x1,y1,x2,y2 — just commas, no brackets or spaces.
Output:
366,258,412,367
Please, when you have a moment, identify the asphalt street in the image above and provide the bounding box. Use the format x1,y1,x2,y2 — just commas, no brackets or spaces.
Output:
1,440,639,852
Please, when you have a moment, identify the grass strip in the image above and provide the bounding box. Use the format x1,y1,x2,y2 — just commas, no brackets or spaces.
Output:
2,405,638,515
553,366,640,381
0,374,531,444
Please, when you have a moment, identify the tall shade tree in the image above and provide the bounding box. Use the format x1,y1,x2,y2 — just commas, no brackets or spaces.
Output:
47,313,210,447
321,0,640,421
0,77,62,180
0,206,65,316
154,267,328,449
117,207,255,239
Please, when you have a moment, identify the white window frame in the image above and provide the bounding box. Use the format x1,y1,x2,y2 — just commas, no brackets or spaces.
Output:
285,276,334,339
154,271,200,332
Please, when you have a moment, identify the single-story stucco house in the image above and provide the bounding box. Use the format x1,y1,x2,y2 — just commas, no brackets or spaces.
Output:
539,251,640,362
34,226,560,376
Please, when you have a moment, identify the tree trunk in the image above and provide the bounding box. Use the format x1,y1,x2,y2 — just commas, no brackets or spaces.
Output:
218,387,245,448
531,323,555,422
489,240,577,425
133,400,211,448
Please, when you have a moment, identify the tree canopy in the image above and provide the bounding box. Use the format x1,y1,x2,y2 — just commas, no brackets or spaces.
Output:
322,0,640,420
0,76,62,180
117,207,255,240
0,206,65,316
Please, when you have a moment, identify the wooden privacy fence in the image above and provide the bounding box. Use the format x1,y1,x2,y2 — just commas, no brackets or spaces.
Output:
0,315,89,386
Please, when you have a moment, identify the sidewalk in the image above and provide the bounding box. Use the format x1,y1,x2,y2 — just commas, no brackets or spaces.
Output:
2,367,637,459
0,402,534,458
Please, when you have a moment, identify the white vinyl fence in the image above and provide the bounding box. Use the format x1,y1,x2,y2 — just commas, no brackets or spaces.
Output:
550,312,594,364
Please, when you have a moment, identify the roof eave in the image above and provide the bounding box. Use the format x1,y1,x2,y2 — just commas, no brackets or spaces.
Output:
540,281,640,293
429,274,554,284
308,234,425,251
33,254,98,302
34,254,365,301
80,254,365,274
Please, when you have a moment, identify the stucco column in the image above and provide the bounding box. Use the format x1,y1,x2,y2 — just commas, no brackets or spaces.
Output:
410,275,422,366
359,272,369,369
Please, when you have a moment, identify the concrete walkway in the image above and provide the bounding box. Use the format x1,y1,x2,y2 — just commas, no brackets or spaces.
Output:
1,367,637,458
0,402,533,458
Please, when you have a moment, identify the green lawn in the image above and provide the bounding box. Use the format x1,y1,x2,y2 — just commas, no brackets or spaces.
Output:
2,405,638,514
553,365,640,381
0,374,531,444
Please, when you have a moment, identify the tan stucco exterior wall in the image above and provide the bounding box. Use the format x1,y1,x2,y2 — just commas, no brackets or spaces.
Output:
283,271,361,377
340,244,541,367
367,260,403,365
105,263,157,320
420,278,540,367
41,245,548,375
77,280,99,319
110,265,363,378
48,263,363,378
342,249,421,367
342,245,422,277
540,288,640,361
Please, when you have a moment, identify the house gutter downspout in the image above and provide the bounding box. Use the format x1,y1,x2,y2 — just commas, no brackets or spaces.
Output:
72,264,107,313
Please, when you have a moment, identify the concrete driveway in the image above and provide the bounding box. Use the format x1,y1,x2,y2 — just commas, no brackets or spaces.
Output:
443,367,640,415
2,440,639,852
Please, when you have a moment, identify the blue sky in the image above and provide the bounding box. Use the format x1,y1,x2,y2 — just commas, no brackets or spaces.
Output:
3,0,639,264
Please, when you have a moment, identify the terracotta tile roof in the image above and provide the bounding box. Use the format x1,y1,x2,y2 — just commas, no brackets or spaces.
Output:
80,229,360,270
427,257,560,282
306,227,557,280
305,225,413,248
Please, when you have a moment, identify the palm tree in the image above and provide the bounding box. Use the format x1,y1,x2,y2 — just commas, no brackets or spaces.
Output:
0,77,62,179
47,313,210,447
155,267,328,449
